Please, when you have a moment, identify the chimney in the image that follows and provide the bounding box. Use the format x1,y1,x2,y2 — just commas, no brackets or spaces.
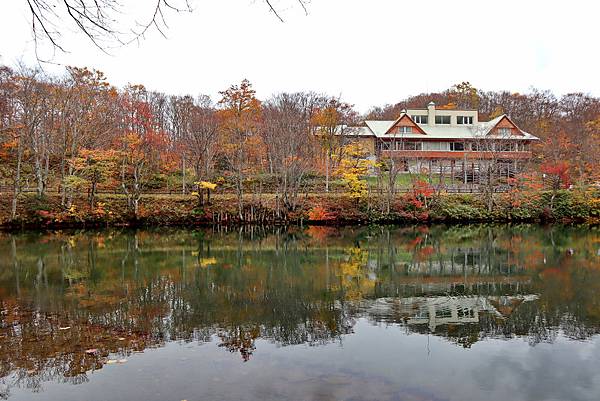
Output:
427,101,435,125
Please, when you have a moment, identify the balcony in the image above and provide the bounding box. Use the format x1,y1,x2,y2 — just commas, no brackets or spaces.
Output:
380,150,533,160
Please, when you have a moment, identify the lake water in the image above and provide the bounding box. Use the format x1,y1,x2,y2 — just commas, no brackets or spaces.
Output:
1,224,599,401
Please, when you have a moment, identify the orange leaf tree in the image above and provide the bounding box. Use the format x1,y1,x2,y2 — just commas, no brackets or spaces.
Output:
217,79,263,219
118,85,169,217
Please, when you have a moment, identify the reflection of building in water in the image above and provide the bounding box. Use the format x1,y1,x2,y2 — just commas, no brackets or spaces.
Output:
370,243,533,299
369,244,526,278
364,295,539,332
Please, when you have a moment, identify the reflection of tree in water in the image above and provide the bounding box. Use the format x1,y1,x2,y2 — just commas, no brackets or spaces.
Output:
217,325,259,362
0,301,154,397
0,224,598,392
170,236,355,354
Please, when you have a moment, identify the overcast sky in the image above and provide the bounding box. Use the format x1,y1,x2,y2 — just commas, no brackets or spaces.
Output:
1,0,599,112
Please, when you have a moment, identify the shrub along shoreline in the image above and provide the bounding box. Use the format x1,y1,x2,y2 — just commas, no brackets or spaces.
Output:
1,189,599,231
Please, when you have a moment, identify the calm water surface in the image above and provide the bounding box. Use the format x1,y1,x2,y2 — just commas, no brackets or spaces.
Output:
1,224,599,401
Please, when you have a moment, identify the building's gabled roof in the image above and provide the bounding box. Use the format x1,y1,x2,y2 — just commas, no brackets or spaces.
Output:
336,125,373,137
355,114,539,141
480,115,535,139
364,120,394,136
383,113,427,135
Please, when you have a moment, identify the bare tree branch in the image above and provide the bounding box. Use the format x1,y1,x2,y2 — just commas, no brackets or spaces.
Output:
22,0,192,55
18,0,310,59
264,0,309,22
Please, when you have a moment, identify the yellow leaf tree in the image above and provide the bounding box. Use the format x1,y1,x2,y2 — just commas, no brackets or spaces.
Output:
337,142,373,204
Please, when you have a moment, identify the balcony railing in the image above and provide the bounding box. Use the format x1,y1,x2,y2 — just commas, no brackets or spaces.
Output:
379,150,533,159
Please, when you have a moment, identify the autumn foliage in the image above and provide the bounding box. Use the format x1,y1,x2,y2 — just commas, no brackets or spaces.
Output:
541,161,571,190
308,205,336,222
1,66,599,226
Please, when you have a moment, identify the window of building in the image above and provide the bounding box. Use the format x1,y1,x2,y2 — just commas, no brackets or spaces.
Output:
436,306,453,319
497,127,512,136
450,142,465,151
435,115,451,124
458,308,475,318
496,142,514,152
457,116,473,125
403,141,422,151
423,141,449,151
472,142,488,151
412,115,428,124
415,309,429,319
397,126,412,134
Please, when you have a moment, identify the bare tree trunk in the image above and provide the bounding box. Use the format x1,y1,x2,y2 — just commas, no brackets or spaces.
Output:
439,160,446,197
182,157,186,194
237,166,244,221
44,151,49,189
35,156,44,196
133,165,141,218
325,151,330,192
89,180,97,210
60,154,67,206
121,158,132,211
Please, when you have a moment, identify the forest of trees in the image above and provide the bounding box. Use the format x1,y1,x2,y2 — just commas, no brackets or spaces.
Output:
1,66,599,224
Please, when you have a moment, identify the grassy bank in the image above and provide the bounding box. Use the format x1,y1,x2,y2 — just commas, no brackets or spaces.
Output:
1,188,599,230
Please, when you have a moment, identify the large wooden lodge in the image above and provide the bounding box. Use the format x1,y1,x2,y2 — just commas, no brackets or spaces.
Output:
344,102,539,180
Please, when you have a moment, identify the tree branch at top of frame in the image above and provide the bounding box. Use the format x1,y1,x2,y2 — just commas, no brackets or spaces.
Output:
20,0,311,59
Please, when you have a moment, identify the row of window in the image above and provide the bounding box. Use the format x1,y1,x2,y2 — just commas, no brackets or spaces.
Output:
413,307,474,319
412,115,428,124
392,125,515,140
383,141,530,152
457,116,473,125
410,115,475,125
435,115,451,124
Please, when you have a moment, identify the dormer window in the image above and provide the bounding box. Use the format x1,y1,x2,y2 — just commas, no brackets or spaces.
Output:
398,126,412,134
457,116,473,125
412,115,428,124
435,115,451,124
498,127,512,136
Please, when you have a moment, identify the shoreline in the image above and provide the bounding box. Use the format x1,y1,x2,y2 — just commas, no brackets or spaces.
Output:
1,190,598,232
